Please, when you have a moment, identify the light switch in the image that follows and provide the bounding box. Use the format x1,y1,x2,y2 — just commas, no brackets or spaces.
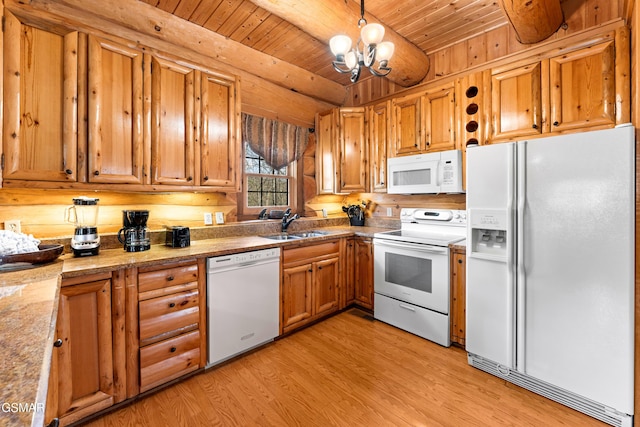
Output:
204,213,213,225
215,212,224,224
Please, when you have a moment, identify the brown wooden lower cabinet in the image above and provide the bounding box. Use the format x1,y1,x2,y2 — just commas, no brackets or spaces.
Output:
344,236,374,310
136,259,206,393
45,271,126,427
450,247,467,347
281,240,341,334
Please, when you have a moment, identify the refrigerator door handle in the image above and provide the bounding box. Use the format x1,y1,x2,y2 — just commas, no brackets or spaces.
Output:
515,142,527,373
506,143,517,369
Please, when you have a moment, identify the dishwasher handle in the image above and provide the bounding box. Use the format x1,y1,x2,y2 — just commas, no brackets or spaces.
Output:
208,253,280,273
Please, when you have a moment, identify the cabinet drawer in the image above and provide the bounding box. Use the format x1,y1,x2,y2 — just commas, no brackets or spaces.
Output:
140,330,200,392
138,263,198,297
283,240,340,265
139,290,199,344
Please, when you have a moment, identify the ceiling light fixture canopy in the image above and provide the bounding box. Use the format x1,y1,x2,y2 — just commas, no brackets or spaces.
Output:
329,0,395,83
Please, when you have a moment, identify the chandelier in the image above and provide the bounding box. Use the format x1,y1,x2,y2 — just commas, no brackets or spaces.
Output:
329,0,395,83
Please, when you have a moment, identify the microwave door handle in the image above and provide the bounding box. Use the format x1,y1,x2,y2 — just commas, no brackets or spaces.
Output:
375,239,448,255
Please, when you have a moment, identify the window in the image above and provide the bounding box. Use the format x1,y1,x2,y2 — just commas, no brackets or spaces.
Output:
243,141,296,215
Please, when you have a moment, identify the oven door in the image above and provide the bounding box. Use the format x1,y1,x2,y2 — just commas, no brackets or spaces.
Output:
373,238,450,313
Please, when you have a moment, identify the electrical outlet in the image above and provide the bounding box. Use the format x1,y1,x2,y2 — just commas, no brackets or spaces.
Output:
321,208,328,218
386,207,393,217
4,220,21,233
215,212,224,224
204,213,213,225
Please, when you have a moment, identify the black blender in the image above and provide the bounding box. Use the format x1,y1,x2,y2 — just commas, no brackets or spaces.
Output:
118,210,151,252
66,197,101,257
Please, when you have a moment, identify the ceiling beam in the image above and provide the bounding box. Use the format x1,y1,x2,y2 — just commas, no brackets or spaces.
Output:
497,0,564,44
8,0,346,106
248,0,431,87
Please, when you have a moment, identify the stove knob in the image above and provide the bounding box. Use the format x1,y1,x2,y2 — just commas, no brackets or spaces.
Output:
454,213,460,219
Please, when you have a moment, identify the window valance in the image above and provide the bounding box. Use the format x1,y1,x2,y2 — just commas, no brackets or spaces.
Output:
242,113,310,170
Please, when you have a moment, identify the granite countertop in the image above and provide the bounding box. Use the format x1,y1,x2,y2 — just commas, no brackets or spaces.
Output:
0,261,62,427
0,222,392,426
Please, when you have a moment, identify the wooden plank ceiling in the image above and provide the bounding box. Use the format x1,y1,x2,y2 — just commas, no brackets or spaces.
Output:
140,0,509,87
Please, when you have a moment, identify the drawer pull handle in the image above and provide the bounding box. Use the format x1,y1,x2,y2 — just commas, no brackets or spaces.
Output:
169,302,176,308
170,347,177,353
53,339,63,348
167,275,175,281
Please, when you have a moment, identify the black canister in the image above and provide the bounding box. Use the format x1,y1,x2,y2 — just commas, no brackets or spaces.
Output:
166,226,190,247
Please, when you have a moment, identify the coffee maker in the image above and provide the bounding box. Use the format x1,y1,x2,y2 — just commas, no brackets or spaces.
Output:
66,197,100,257
118,210,151,252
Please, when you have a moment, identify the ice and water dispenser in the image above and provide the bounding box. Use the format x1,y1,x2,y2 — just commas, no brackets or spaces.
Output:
469,209,509,259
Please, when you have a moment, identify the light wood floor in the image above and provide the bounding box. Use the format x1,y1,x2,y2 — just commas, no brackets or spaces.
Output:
82,309,605,426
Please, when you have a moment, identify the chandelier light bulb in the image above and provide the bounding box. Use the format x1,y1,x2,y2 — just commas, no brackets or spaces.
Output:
345,51,358,70
329,35,352,57
360,23,384,46
376,41,395,62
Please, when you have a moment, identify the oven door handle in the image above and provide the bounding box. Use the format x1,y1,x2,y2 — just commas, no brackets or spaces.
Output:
374,239,449,254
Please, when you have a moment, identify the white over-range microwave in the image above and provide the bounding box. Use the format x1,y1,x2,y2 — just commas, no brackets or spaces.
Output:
387,149,464,194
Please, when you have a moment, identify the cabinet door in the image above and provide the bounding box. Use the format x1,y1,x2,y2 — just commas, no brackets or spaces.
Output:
337,107,367,193
150,56,196,185
3,12,78,182
315,109,336,194
354,238,374,309
491,61,544,141
549,41,615,132
50,277,115,425
87,36,145,184
314,257,340,315
392,92,425,156
425,82,456,152
450,251,466,346
282,263,313,331
367,101,390,192
200,70,241,190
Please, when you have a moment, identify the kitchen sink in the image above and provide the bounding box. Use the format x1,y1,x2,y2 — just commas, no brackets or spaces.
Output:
262,233,302,240
262,231,328,240
288,231,328,238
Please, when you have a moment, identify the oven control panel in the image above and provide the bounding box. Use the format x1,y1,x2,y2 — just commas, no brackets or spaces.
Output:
400,208,467,225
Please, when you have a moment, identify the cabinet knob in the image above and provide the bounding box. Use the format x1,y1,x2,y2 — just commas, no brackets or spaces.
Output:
187,176,193,181
169,302,176,308
167,275,174,281
93,170,100,176
308,269,312,272
318,266,322,270
553,121,559,126
170,347,177,353
458,259,463,264
65,169,72,175
46,418,60,427
53,339,63,348
532,123,538,129
204,176,209,181
414,143,418,147
426,141,430,146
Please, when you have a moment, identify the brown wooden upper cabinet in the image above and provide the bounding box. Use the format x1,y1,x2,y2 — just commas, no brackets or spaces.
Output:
3,11,79,183
367,100,391,193
490,36,618,142
391,82,456,157
2,14,241,192
88,36,146,184
337,108,367,193
315,107,368,194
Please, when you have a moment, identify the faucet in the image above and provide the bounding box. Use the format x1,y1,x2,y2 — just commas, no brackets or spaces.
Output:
281,209,299,232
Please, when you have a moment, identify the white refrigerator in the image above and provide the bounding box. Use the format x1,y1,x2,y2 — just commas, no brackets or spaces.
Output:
465,125,634,426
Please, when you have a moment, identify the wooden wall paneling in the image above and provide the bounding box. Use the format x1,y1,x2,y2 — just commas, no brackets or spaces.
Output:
449,43,468,74
467,35,487,68
486,25,510,62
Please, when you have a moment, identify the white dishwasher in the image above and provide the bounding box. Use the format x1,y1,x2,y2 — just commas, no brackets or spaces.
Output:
206,247,280,367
